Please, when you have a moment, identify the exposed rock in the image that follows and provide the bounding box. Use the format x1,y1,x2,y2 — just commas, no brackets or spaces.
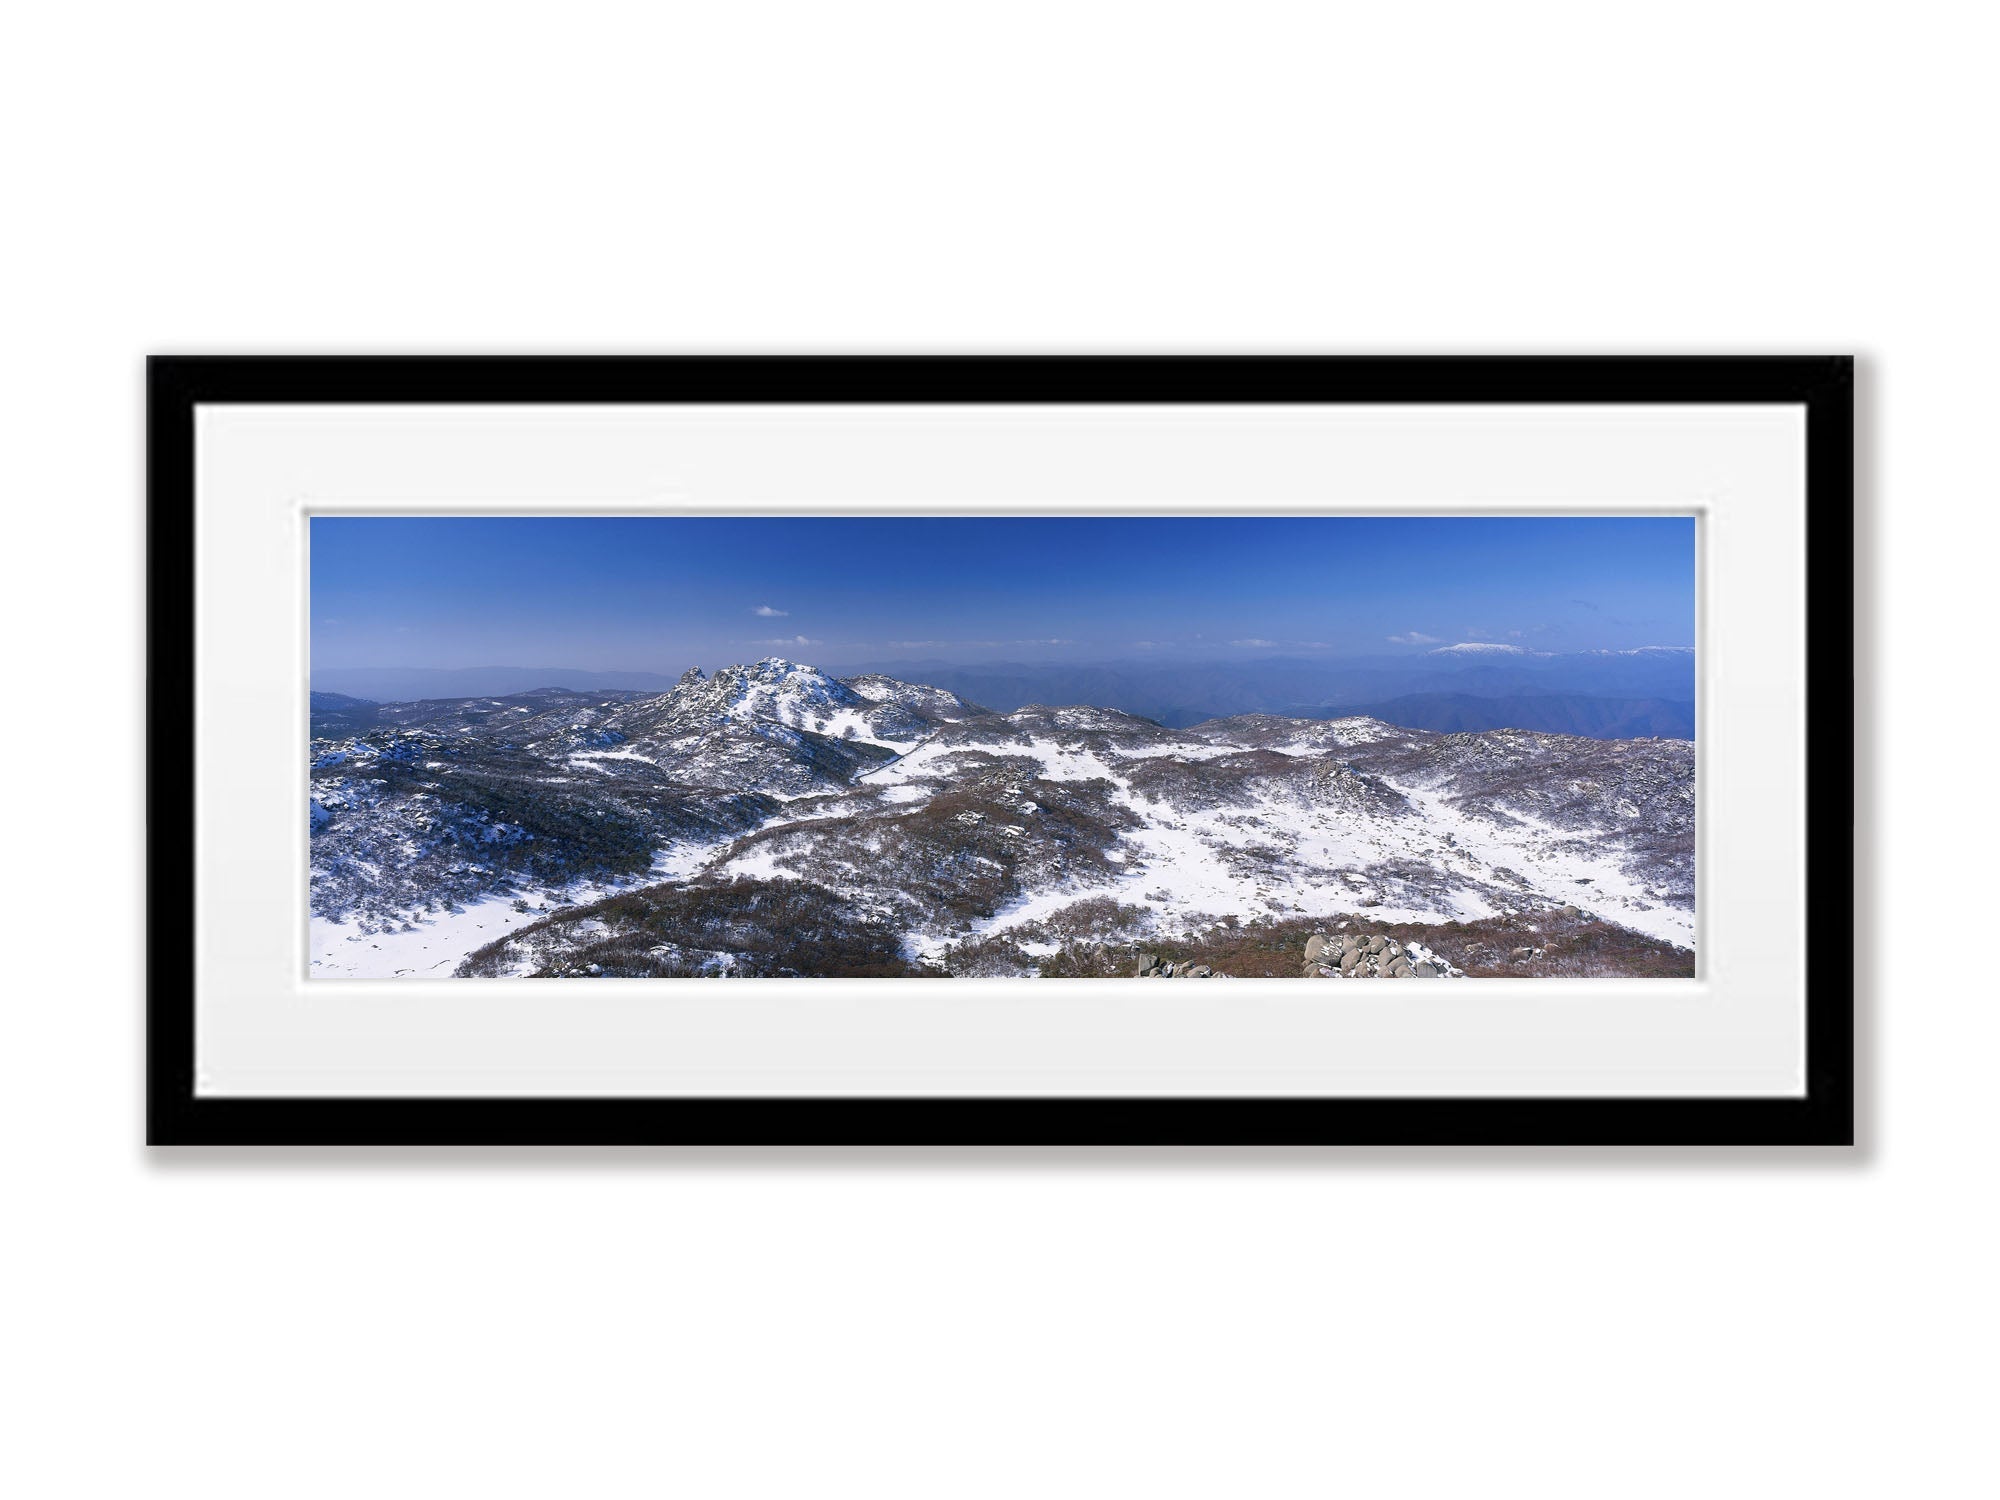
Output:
1307,932,1462,980
1136,952,1224,978
1304,934,1329,963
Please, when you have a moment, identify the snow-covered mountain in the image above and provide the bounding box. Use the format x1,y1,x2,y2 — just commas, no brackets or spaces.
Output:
308,658,1695,980
1426,641,1552,657
840,672,992,725
595,659,989,765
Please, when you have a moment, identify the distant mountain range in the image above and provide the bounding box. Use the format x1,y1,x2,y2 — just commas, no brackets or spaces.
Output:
837,648,1695,730
313,647,1695,736
1313,693,1694,740
311,666,689,702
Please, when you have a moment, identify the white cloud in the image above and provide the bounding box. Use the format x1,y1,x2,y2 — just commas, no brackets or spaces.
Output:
752,604,789,617
752,634,817,647
1387,631,1441,645
1230,638,1275,648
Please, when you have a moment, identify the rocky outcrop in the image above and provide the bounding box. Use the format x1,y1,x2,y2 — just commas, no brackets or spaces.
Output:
1300,928,1460,979
1132,930,1463,980
1135,953,1218,978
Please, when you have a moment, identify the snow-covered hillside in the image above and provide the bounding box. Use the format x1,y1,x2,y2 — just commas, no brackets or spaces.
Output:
308,658,1695,978
840,672,991,724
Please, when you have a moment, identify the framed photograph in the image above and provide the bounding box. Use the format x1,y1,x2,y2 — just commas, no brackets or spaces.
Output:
148,356,1853,1145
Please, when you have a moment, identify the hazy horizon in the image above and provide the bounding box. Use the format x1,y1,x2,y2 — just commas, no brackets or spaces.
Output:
311,515,1696,676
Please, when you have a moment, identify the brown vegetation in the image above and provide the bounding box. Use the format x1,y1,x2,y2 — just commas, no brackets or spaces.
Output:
1163,909,1694,979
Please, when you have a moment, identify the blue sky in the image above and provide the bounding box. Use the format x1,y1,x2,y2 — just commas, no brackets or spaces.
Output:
310,515,1695,669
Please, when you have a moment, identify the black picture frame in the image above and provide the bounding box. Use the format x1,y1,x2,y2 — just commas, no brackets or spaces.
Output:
148,355,1854,1147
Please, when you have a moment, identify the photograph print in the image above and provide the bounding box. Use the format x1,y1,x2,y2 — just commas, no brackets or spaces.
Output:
309,514,1697,984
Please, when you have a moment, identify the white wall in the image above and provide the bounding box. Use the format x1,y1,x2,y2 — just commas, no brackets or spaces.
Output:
1,4,1985,1495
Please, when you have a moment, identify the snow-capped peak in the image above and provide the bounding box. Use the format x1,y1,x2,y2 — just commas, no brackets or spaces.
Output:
610,658,950,755
683,659,866,722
